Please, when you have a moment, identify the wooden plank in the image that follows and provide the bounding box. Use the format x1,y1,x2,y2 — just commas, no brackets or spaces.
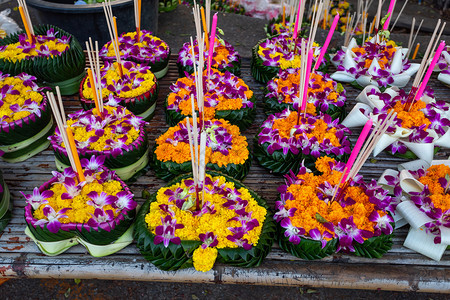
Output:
0,56,449,292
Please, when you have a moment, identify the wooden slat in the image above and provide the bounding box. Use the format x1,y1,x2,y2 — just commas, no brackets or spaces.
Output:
0,56,449,292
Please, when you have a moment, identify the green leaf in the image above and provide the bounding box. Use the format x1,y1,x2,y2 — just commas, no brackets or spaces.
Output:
353,230,394,258
278,224,337,260
315,213,328,223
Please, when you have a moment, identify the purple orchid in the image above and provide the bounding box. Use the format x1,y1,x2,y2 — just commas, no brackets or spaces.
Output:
280,218,305,245
87,191,117,209
199,232,219,249
154,215,184,247
326,217,374,253
87,209,115,231
21,187,53,210
114,191,136,210
309,228,334,249
34,206,71,233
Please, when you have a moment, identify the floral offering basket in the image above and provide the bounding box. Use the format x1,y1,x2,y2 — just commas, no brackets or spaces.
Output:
49,106,149,181
23,160,137,257
0,25,85,95
0,72,54,163
275,157,395,259
134,171,276,272
151,118,251,181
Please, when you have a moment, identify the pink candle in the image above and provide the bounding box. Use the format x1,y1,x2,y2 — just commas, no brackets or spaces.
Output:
415,41,446,100
207,13,218,78
383,0,396,30
292,0,302,40
300,48,313,112
342,118,373,182
315,13,339,70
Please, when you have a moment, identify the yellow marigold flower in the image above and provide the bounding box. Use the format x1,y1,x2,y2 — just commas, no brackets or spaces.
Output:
193,247,218,272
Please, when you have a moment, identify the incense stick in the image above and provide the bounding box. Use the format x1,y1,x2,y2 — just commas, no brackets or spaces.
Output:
390,0,408,31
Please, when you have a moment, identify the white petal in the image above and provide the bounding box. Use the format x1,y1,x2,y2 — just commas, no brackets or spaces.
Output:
341,103,371,127
330,71,355,83
403,227,447,261
373,133,399,156
399,170,424,193
402,141,435,163
391,47,404,74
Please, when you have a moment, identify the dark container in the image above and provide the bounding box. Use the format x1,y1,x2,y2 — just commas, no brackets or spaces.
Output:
27,0,158,47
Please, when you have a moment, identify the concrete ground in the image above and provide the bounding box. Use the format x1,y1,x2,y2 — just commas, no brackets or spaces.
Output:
0,1,449,299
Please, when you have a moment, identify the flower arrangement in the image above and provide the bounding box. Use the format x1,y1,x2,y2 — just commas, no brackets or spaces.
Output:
134,172,276,272
275,156,394,259
0,28,69,62
254,109,351,175
378,161,450,260
49,106,149,181
432,46,450,86
251,34,325,84
342,85,450,162
264,68,347,119
0,25,86,95
0,170,11,233
165,68,256,131
23,156,137,257
79,61,158,121
99,30,170,79
151,118,251,181
0,72,54,162
330,36,420,89
177,37,241,76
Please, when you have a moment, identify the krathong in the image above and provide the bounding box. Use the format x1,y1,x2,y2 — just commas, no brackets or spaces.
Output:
342,85,450,162
99,30,170,79
134,172,276,272
330,36,420,89
264,68,347,119
276,156,394,259
49,106,149,181
254,109,351,175
251,34,325,83
0,25,86,95
152,118,251,181
23,156,137,257
165,68,256,130
177,38,241,76
378,161,450,261
0,28,69,62
0,170,11,232
0,72,54,162
80,60,158,121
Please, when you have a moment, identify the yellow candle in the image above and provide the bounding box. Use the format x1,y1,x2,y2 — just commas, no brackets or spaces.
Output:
201,7,209,50
87,68,102,117
369,16,376,35
18,6,32,42
66,127,86,183
412,43,420,60
113,17,124,77
282,5,286,26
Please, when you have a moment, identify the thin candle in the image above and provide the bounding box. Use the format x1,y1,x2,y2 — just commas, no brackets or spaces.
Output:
342,118,373,182
207,13,218,79
87,68,102,118
201,7,209,49
65,127,86,183
18,6,32,41
112,17,124,77
301,48,313,113
292,0,302,40
414,41,446,101
282,5,286,26
412,43,420,59
315,13,339,70
383,0,396,30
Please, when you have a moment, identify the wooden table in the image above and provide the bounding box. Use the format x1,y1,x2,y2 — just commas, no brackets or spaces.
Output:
0,56,449,293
